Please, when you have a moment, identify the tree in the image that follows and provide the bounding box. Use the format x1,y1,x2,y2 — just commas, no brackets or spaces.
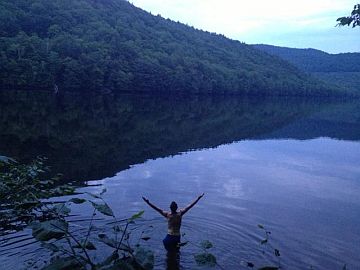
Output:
337,4,360,27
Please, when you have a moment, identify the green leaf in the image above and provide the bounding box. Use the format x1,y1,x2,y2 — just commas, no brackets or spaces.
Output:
42,257,82,270
74,240,96,250
200,240,213,249
98,233,117,248
90,201,114,216
69,198,86,204
52,203,71,215
129,210,144,221
194,253,217,267
31,219,68,241
97,251,119,268
134,247,154,270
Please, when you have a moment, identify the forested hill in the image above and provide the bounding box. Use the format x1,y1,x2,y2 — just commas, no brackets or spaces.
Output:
0,0,349,96
253,44,360,92
253,44,360,72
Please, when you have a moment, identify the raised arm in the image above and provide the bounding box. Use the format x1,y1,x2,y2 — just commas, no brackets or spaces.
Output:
181,193,204,216
142,197,167,217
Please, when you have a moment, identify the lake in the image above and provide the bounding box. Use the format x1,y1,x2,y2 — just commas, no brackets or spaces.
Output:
0,90,360,269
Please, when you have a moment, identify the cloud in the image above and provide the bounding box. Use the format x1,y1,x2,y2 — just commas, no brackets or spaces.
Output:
130,0,359,52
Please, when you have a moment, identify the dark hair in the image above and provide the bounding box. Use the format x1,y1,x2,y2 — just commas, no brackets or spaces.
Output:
170,201,178,213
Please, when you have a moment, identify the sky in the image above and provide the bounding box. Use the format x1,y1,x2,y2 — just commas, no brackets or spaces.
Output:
130,0,360,54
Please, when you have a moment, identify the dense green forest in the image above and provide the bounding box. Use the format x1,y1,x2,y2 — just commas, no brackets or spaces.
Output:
253,44,360,92
0,0,350,96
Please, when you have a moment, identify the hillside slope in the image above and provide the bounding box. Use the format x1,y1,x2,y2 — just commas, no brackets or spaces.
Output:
254,44,360,92
0,0,348,96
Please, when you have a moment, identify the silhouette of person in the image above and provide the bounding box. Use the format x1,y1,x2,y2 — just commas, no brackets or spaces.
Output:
142,193,204,252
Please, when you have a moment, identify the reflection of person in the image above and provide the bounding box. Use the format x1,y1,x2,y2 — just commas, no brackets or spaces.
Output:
142,193,205,252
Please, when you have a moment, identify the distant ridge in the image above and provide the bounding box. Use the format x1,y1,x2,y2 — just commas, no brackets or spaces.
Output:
0,0,353,96
253,44,360,93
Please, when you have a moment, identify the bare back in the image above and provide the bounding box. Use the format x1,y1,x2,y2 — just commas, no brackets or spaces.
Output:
165,211,183,236
142,194,204,237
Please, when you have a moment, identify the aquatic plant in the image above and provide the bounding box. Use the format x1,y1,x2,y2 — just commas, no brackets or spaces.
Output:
1,156,349,269
0,156,154,269
0,156,75,233
30,189,154,270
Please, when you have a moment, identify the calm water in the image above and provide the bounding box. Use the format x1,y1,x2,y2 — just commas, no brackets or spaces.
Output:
1,91,360,269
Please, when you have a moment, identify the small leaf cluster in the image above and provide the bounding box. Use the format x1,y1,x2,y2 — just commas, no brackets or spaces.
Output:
0,156,74,232
30,189,153,270
1,156,154,269
337,4,360,28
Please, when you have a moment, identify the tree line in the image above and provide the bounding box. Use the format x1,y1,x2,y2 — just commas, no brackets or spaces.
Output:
0,0,349,96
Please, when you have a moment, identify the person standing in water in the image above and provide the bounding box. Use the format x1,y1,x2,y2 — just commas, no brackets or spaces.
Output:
142,193,205,252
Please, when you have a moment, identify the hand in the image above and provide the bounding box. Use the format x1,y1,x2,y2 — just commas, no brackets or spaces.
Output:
142,196,149,203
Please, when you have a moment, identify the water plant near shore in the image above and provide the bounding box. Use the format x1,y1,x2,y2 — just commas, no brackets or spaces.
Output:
0,156,154,269
1,156,349,269
0,156,75,233
30,190,154,270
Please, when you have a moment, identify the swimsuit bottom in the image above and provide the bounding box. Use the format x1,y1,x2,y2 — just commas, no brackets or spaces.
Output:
163,234,180,252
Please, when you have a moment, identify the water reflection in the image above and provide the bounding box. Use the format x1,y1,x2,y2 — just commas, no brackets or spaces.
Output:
87,138,360,269
166,251,180,270
1,90,359,182
1,91,360,269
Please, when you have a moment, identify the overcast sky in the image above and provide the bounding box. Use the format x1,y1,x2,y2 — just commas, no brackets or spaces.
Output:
130,0,359,53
